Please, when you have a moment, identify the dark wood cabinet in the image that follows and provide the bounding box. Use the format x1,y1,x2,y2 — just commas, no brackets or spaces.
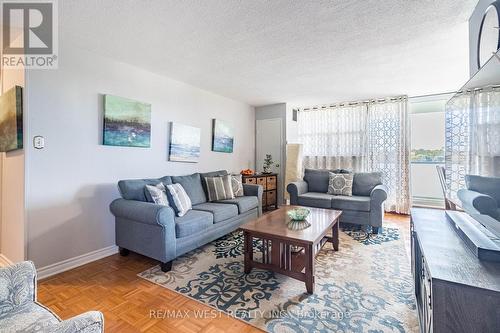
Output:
242,173,278,211
411,208,500,333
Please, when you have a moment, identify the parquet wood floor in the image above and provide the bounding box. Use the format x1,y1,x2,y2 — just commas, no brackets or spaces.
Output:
38,213,410,333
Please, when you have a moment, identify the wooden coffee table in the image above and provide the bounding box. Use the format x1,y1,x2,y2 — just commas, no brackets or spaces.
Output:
240,206,341,294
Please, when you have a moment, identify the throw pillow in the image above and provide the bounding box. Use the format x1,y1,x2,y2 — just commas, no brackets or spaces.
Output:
145,183,169,206
231,174,244,197
204,175,234,201
328,172,353,196
166,183,192,217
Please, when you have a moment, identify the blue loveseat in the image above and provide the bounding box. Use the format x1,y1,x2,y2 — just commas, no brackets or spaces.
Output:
110,170,262,272
287,169,388,233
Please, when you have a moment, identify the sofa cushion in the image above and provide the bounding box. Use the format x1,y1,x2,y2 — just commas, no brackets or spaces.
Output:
175,210,213,238
118,176,172,202
297,192,335,208
145,183,169,206
166,183,192,217
328,173,353,196
303,169,330,193
172,173,207,205
331,195,371,212
352,172,382,196
204,175,234,201
216,196,258,214
192,202,239,223
231,174,244,197
466,175,500,206
200,170,228,196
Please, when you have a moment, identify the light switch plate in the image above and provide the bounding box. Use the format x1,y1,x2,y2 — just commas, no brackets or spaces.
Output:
33,136,45,149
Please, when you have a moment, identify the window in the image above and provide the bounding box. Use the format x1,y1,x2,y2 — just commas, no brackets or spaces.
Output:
409,95,452,207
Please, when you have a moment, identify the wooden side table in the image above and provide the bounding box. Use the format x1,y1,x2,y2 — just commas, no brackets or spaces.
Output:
242,173,278,211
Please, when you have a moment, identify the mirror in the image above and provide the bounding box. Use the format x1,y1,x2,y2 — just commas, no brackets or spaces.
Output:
478,3,500,68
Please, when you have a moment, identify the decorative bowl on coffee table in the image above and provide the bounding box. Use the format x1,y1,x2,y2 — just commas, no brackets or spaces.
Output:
287,219,311,231
287,208,310,221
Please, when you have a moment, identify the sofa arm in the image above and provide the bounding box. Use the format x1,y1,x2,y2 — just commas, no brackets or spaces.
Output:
243,184,263,216
287,181,308,205
370,184,388,206
110,199,175,227
0,261,37,316
369,185,388,229
457,189,498,218
42,311,104,333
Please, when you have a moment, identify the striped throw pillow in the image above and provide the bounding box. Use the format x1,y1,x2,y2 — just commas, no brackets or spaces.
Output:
166,183,192,217
145,183,169,206
204,175,234,201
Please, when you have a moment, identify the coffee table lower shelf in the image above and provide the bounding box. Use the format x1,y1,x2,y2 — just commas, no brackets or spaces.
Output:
242,227,339,294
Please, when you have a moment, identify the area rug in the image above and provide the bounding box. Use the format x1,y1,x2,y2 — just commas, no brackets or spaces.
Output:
138,222,419,333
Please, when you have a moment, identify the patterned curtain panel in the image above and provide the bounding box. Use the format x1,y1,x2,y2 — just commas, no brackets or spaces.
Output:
367,98,411,214
297,97,411,214
445,87,500,197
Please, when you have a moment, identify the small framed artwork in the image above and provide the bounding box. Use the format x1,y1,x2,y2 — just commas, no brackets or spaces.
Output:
212,119,233,153
0,86,23,152
168,122,201,163
103,94,151,148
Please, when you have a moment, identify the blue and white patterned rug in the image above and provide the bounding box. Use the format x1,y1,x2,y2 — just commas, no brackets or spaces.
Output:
138,222,418,333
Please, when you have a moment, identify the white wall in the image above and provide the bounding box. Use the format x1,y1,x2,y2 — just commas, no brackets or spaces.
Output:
26,45,255,268
285,104,298,144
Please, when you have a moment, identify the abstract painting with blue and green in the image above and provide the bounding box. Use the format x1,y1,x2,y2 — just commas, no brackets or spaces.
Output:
169,122,201,163
103,94,151,147
212,119,233,153
0,86,23,152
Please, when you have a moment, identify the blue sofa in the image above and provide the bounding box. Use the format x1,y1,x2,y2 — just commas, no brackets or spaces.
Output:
0,261,103,333
110,170,262,272
287,169,388,233
458,175,500,221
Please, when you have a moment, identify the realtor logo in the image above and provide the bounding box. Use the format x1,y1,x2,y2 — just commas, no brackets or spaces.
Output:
1,0,58,69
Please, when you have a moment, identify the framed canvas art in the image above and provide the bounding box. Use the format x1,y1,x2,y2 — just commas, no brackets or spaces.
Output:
0,86,23,152
103,94,151,148
168,122,201,163
212,119,233,153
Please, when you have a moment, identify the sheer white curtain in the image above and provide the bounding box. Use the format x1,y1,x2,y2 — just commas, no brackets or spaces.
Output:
298,104,368,171
446,87,500,197
297,97,411,214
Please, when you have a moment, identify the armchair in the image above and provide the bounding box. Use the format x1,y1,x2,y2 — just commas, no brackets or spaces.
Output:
457,175,500,221
0,261,104,333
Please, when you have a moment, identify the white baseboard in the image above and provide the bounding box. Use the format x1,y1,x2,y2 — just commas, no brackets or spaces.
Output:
0,254,13,267
37,245,118,280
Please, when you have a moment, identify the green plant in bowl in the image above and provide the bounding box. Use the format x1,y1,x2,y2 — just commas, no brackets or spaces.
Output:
287,208,310,221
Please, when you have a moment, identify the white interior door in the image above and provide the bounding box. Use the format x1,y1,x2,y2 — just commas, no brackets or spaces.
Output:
256,118,283,203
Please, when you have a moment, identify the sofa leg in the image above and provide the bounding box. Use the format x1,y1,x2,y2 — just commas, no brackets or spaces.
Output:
119,247,130,256
161,261,173,272
372,227,381,234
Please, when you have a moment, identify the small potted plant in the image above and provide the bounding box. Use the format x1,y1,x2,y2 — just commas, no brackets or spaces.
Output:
262,154,279,174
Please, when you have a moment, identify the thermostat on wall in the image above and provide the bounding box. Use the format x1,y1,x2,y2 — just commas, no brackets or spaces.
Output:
33,136,45,149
